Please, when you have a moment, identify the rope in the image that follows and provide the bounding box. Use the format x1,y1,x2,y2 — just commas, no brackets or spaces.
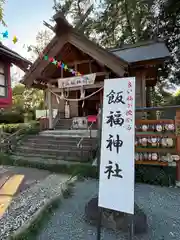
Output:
48,86,104,102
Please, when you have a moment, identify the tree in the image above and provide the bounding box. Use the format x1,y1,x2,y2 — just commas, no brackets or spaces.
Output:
52,0,96,37
12,84,44,113
27,29,53,60
92,0,156,48
0,0,6,26
158,0,180,85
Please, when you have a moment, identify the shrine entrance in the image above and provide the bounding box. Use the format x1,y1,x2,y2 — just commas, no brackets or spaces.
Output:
78,88,101,117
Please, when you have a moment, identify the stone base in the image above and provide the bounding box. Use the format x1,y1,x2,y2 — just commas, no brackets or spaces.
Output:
85,196,148,234
176,181,180,187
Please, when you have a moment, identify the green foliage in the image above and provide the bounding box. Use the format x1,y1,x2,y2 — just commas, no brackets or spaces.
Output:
0,153,175,186
0,0,6,26
0,111,24,124
0,121,39,134
0,83,45,125
52,0,180,86
158,0,180,84
135,165,176,186
12,84,44,113
28,30,53,59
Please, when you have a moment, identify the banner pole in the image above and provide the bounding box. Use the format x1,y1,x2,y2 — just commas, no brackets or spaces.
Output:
97,104,103,240
128,214,134,240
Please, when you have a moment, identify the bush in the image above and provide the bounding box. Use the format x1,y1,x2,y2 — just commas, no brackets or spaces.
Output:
0,154,176,187
0,121,40,134
0,112,24,124
135,165,176,186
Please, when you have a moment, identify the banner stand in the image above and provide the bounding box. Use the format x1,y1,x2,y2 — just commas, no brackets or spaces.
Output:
128,214,134,240
97,207,102,240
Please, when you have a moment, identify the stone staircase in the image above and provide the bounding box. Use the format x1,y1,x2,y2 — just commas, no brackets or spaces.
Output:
55,118,98,130
55,119,72,129
11,130,98,165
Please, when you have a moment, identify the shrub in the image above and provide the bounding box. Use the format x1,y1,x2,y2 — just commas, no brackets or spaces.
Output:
0,121,40,134
0,112,24,124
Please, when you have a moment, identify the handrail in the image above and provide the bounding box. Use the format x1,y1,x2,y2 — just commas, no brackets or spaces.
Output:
52,111,60,129
77,121,94,148
77,113,99,148
0,124,32,152
1,127,24,144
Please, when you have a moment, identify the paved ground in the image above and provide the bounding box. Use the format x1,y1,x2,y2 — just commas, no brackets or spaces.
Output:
37,180,180,240
0,165,50,217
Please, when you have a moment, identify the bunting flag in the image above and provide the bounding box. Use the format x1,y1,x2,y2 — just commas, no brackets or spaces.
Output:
0,30,84,77
41,54,83,77
0,30,18,44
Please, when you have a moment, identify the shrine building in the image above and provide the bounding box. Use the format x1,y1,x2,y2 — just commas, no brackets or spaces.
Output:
0,42,31,108
22,12,170,130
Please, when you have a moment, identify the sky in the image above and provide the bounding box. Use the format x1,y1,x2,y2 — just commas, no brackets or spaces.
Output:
1,0,55,82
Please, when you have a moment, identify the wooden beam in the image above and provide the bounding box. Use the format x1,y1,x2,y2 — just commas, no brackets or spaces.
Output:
69,31,127,76
52,81,104,92
66,59,94,66
48,71,110,83
23,34,68,87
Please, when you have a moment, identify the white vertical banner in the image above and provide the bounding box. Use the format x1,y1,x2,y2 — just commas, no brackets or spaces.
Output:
98,77,135,214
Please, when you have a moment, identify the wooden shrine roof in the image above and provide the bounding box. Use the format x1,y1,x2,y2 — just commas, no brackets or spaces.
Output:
110,39,170,64
0,42,31,72
22,12,170,88
22,12,128,87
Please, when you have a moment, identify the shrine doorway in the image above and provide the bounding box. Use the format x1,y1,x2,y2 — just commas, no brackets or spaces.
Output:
78,88,100,117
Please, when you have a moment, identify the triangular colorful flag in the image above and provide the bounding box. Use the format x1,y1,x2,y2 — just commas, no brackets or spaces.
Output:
2,30,8,38
52,60,57,65
44,55,48,60
64,64,68,70
12,36,18,44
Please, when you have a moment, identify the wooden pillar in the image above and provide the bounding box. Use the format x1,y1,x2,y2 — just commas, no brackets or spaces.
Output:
47,89,53,129
175,110,180,184
141,72,146,107
146,86,151,107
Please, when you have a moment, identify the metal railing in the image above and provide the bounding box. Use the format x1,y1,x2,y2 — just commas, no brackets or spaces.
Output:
0,124,35,153
77,113,99,148
76,113,99,163
77,121,95,148
52,110,61,129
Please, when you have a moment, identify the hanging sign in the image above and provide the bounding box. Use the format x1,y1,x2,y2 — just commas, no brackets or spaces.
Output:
72,117,88,129
58,73,96,88
98,77,135,214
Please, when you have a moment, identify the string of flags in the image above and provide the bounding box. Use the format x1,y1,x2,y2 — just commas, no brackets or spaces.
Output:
0,30,85,78
0,30,18,44
40,54,84,77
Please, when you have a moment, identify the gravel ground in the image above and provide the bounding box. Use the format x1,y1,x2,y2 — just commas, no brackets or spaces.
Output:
0,174,70,239
37,179,180,240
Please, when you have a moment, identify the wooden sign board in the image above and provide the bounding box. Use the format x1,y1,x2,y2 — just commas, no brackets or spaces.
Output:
72,117,88,129
58,73,96,89
98,77,136,214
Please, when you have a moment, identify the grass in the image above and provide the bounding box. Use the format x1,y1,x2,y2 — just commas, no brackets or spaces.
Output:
9,182,75,240
0,152,176,186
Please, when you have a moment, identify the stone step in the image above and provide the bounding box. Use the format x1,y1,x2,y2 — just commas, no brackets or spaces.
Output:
16,146,90,158
39,130,97,138
19,142,92,150
12,152,66,160
24,136,95,145
11,154,87,164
